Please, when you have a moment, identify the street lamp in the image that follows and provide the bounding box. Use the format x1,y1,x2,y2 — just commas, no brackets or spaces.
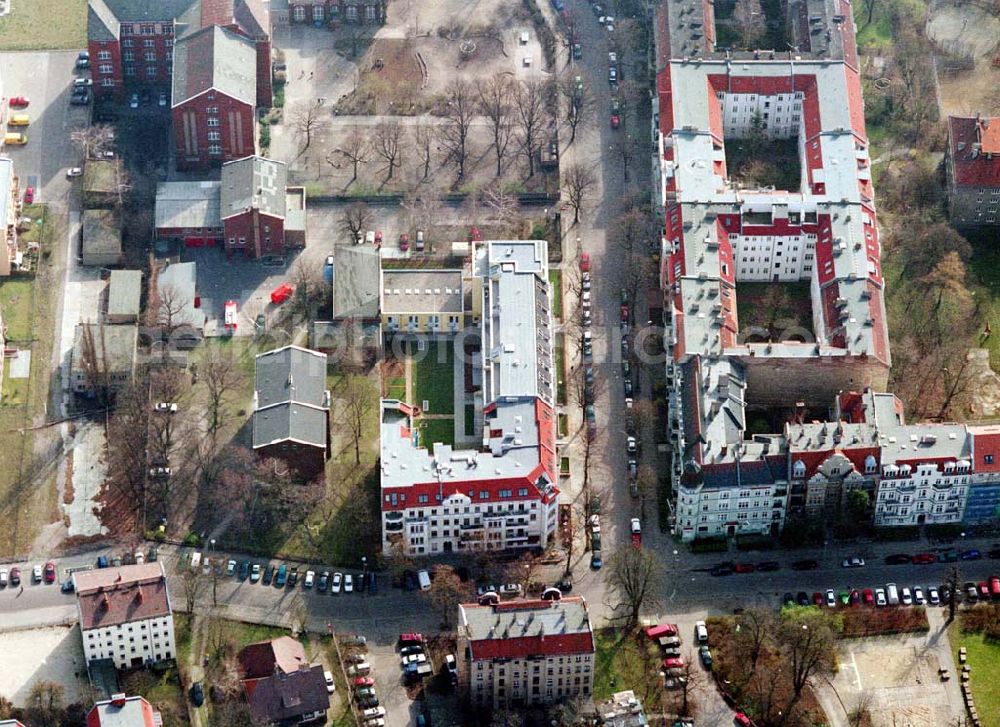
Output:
209,538,215,552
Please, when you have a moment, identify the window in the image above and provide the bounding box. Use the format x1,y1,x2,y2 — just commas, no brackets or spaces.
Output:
207,131,220,141
207,144,222,155
206,106,219,114
312,4,324,21
124,64,135,75
479,491,488,499
293,5,306,21
122,39,133,48
140,23,155,34
207,117,220,127
123,51,134,61
97,50,111,61
144,39,155,48
120,23,133,34
986,455,994,465
146,64,156,76
145,51,156,61
99,63,113,74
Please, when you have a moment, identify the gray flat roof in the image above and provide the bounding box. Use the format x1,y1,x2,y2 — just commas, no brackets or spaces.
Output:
71,324,137,374
155,181,222,230
221,156,287,220
381,269,464,314
157,262,203,331
333,245,380,319
82,209,122,255
107,270,143,318
253,346,329,448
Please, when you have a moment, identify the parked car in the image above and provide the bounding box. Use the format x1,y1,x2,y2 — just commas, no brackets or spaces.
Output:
791,559,819,571
961,549,982,561
304,570,315,589
32,565,42,583
711,563,734,577
189,682,204,706
10,567,20,586
317,571,329,593
0,568,7,586
796,592,810,606
580,252,591,272
733,563,755,574
911,553,937,565
226,560,237,577
76,51,90,68
44,562,56,584
399,232,410,252
415,229,425,251
884,553,912,565
756,561,780,572
965,581,979,602
97,555,109,568
250,563,261,582
695,621,708,643
23,187,34,204
662,656,685,670
500,583,523,597
913,586,925,604
129,93,139,109
590,551,603,570
344,574,354,593
323,670,335,693
8,97,29,107
66,167,83,178
158,91,167,107
842,556,865,568
928,585,941,605
354,676,375,688
275,564,287,587
699,645,713,669
875,587,887,606
263,564,274,585
901,587,913,605
332,572,343,594
824,589,837,607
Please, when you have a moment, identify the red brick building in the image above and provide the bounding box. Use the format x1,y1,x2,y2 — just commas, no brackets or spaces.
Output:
271,0,386,26
171,25,257,171
946,115,1000,229
221,155,306,260
88,0,272,106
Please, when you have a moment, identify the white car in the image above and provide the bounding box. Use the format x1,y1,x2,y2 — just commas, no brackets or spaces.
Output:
250,564,261,582
901,587,913,605
323,670,335,693
913,586,925,605
445,654,458,679
135,552,144,565
344,574,354,593
875,587,887,606
66,167,83,178
362,707,386,719
825,589,837,608
401,653,427,667
928,586,940,605
500,583,522,597
32,565,43,583
608,51,617,64
841,556,865,568
331,572,343,594
0,567,7,586
630,518,641,535
364,720,385,727
304,570,315,589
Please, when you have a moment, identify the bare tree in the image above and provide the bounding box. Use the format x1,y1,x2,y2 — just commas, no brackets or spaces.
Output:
373,120,404,181
503,551,544,594
341,374,374,464
77,322,112,406
105,379,150,526
734,607,774,673
946,565,961,623
477,73,516,176
779,608,837,703
202,347,247,441
675,660,705,718
734,0,766,48
401,193,442,237
412,120,435,180
561,77,595,144
290,101,327,154
25,681,64,725
338,201,373,244
180,567,205,612
438,79,476,178
331,126,371,183
563,162,598,224
288,255,327,322
606,545,664,630
70,124,116,159
148,281,191,359
424,564,470,628
480,180,522,237
513,79,550,178
861,0,877,28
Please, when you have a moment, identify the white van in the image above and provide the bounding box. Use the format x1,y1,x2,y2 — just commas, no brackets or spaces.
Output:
418,569,431,591
190,551,202,570
886,582,899,606
348,662,371,676
695,620,708,643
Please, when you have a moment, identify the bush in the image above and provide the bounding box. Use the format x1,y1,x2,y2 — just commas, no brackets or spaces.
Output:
961,604,1000,638
735,535,775,551
690,538,728,554
841,606,930,637
259,124,271,150
183,532,200,547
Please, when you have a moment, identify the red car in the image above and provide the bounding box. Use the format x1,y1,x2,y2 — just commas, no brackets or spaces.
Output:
978,581,990,599
43,562,56,584
23,187,34,204
911,553,936,565
812,592,823,606
990,577,1000,598
621,304,630,322
580,252,591,272
862,588,875,606
468,227,482,242
374,231,383,244
270,283,294,305
399,232,409,252
611,112,620,129
734,563,755,574
662,656,685,670
353,677,374,688
399,632,423,646
734,713,752,727
9,96,29,107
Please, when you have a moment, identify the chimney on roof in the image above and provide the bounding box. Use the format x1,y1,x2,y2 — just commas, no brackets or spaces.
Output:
101,593,111,611
136,585,144,604
110,694,127,708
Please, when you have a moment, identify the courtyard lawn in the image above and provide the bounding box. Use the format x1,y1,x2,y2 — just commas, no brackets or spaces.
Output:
736,281,813,339
0,278,36,342
949,620,1000,727
412,340,454,415
593,628,664,713
419,417,455,453
386,375,407,401
555,338,567,405
0,0,86,49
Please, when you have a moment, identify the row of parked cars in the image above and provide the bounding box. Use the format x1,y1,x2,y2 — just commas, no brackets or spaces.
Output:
0,562,56,588
783,576,1000,608
189,552,374,594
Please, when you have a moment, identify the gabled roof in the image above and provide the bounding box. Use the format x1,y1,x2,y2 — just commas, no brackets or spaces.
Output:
238,636,309,679
87,0,203,37
243,665,330,724
460,597,594,660
86,695,159,727
74,564,171,630
171,24,257,108
88,0,120,41
253,346,329,449
221,156,287,220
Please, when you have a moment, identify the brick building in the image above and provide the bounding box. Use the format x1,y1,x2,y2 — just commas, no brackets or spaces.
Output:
946,115,1000,228
87,0,271,106
171,24,257,171
270,0,386,26
221,155,305,260
252,346,330,479
238,636,330,725
457,597,595,709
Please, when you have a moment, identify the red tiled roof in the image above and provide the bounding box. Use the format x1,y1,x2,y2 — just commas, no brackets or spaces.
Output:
75,564,170,630
949,116,1000,188
86,695,158,727
238,636,308,679
470,632,594,660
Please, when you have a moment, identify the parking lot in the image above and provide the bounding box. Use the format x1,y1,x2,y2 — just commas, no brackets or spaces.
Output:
0,50,90,203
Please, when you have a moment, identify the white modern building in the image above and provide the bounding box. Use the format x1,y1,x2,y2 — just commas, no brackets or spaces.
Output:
457,597,595,709
73,563,176,670
379,240,559,557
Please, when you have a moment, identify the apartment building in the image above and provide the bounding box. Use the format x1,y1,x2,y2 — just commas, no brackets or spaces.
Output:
87,694,161,727
379,240,559,557
380,269,466,336
457,597,594,709
73,563,176,670
946,115,1000,228
271,0,386,25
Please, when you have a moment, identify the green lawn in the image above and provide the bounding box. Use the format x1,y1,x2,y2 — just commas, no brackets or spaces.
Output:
0,278,36,342
121,666,190,727
412,340,454,415
386,375,407,401
0,0,86,50
853,0,895,51
1,365,28,407
549,269,563,320
593,628,663,713
949,620,1000,727
420,417,455,453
